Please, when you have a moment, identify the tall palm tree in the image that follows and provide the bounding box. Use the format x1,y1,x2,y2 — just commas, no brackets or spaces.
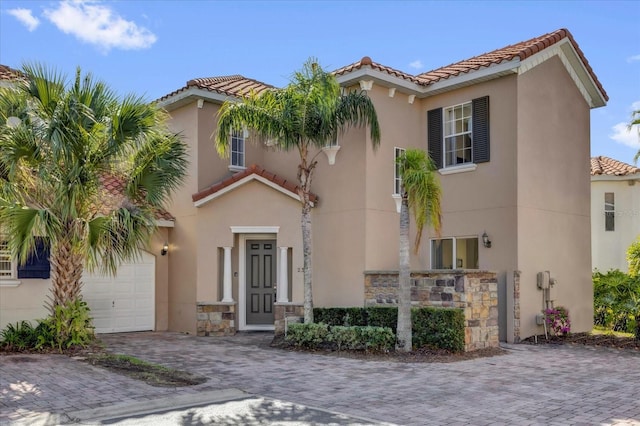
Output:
0,63,187,310
215,59,380,323
396,149,442,352
630,109,640,163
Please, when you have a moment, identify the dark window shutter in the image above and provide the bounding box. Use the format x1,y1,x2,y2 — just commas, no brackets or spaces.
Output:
17,238,50,279
472,96,490,163
428,108,443,169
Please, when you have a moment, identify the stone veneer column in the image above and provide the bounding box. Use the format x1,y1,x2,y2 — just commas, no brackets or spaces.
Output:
221,247,233,303
277,247,289,303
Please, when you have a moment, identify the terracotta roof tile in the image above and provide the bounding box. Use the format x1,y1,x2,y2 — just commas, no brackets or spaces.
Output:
417,28,607,100
158,75,273,102
333,57,423,84
331,29,607,102
0,64,24,82
99,175,175,221
192,164,318,204
591,156,640,176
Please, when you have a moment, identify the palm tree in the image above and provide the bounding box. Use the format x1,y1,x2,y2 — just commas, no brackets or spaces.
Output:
0,63,187,310
630,109,640,163
215,59,380,323
396,149,442,352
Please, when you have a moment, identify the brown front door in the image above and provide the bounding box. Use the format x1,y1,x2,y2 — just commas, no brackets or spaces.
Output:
246,240,276,325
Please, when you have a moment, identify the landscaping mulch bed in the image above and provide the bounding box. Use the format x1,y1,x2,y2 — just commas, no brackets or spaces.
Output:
522,332,640,351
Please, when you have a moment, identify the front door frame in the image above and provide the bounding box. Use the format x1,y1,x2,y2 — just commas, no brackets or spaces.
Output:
235,227,279,331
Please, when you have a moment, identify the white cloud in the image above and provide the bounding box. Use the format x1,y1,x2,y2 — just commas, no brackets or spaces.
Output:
627,54,640,63
409,60,424,70
610,122,640,149
632,100,640,111
43,1,156,52
8,8,40,31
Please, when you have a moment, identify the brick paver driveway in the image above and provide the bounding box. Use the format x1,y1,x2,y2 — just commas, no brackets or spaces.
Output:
1,332,639,425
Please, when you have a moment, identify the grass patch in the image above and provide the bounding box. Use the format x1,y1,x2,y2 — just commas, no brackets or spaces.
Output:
86,353,207,387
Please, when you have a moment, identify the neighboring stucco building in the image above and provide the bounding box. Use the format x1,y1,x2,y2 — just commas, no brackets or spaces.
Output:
591,156,640,272
1,28,608,343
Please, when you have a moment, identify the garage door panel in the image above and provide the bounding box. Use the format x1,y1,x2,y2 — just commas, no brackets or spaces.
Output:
82,251,155,334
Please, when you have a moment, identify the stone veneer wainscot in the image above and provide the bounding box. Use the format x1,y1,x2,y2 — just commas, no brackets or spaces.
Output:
364,270,499,352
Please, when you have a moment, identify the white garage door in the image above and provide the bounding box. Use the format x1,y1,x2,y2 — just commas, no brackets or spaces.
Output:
82,251,155,334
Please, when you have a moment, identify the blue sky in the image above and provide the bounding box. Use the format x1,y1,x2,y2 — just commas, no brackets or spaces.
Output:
1,0,638,163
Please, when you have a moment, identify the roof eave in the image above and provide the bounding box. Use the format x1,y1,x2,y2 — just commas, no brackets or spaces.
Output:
591,174,640,182
334,67,425,95
421,60,520,97
156,87,238,111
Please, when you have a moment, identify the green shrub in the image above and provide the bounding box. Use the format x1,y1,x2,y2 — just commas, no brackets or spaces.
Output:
285,322,329,348
309,306,465,351
0,299,95,352
412,307,465,352
289,324,395,352
593,269,640,337
0,321,38,351
50,299,95,350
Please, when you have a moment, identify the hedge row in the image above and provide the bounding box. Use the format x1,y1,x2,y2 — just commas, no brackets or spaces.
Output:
285,323,395,352
312,306,465,352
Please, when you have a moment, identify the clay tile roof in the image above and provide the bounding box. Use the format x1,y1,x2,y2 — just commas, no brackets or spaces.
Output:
590,156,640,176
0,64,24,82
158,75,274,102
417,28,608,100
192,164,318,204
99,175,175,221
332,56,424,84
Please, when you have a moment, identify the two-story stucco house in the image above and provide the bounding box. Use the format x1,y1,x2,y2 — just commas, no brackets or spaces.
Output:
591,156,640,273
1,28,608,344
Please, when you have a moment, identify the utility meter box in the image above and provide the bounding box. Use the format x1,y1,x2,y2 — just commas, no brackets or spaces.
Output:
537,271,550,289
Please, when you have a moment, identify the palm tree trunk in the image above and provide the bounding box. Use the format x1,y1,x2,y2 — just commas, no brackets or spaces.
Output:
301,201,314,324
397,195,412,352
48,238,84,312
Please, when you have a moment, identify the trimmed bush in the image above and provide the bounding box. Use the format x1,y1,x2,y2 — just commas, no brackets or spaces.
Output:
412,307,465,352
311,306,465,352
287,323,395,352
285,322,329,348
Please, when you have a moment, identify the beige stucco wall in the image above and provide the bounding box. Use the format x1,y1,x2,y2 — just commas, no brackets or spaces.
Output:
591,177,640,272
195,180,304,323
516,56,593,338
0,278,50,330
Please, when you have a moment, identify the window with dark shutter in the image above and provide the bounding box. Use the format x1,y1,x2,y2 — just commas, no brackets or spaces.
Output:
472,96,490,163
17,237,50,279
427,108,443,169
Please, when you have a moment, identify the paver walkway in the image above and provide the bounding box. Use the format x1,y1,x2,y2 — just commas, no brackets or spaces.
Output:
1,331,639,425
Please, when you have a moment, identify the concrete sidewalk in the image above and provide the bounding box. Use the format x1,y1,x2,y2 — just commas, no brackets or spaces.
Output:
1,332,639,425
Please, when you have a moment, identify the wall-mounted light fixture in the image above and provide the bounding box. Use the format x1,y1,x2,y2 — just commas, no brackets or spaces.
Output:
161,242,169,256
482,232,492,248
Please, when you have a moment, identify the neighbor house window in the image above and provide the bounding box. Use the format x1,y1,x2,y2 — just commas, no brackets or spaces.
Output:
605,192,615,231
444,102,472,167
230,130,245,169
431,237,479,269
0,239,15,279
428,96,490,170
394,147,405,195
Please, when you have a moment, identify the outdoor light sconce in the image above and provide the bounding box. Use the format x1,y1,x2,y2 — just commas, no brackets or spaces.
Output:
161,242,169,256
482,232,492,248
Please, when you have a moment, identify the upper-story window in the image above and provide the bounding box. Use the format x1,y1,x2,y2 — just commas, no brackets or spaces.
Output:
444,102,472,167
0,239,15,279
394,147,405,195
604,192,615,231
230,130,245,170
428,96,490,172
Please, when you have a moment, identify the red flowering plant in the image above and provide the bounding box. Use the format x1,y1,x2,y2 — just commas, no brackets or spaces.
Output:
545,306,571,336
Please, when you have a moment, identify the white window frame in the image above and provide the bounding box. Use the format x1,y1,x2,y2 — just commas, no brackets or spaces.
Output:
0,238,19,286
604,192,615,232
393,147,405,195
229,129,246,171
430,236,479,270
443,101,473,168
